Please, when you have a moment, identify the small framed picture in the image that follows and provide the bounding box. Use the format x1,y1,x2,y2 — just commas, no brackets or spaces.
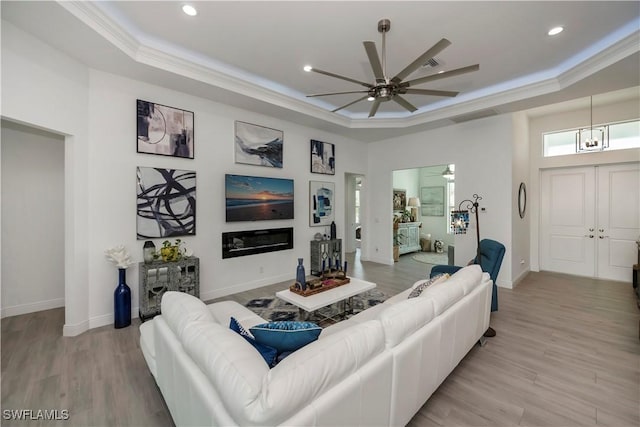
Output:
137,100,194,159
234,121,283,168
310,140,335,175
393,189,406,212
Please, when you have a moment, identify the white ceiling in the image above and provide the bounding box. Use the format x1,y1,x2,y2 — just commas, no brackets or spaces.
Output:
2,1,639,141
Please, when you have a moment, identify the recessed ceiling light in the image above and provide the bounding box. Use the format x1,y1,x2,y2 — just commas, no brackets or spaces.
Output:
548,26,564,36
182,5,197,16
303,65,313,72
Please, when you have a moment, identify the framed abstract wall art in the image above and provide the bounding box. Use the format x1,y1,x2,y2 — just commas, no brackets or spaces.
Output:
309,181,335,226
421,186,445,216
310,139,335,175
234,121,283,168
137,100,194,159
136,166,196,239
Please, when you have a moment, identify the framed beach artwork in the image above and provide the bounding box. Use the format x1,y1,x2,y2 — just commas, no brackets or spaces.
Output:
421,186,445,216
309,181,335,226
225,174,294,222
137,99,194,159
136,166,196,239
310,139,335,175
234,121,283,168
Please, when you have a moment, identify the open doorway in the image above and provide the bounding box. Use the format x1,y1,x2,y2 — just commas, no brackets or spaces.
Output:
344,173,365,254
1,120,65,318
392,164,455,265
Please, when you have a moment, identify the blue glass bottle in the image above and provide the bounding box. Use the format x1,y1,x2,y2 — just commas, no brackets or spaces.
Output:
114,268,132,328
296,258,307,291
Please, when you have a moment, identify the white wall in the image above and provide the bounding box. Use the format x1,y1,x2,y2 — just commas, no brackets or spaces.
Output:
367,115,514,288
1,20,90,335
1,121,65,317
528,95,640,271
2,20,368,333
511,112,530,286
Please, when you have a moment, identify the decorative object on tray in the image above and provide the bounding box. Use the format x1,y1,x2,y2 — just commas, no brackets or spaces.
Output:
234,121,283,168
310,139,335,175
291,259,349,296
295,258,307,291
137,99,194,159
136,166,196,239
105,245,133,329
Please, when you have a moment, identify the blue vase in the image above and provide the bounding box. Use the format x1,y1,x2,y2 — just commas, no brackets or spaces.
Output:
296,258,307,291
114,268,131,328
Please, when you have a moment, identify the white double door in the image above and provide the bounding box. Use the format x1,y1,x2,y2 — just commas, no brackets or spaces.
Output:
540,163,639,282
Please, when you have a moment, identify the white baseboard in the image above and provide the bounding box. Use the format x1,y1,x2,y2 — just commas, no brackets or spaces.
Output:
1,297,64,319
63,319,89,337
200,273,293,302
365,255,393,265
512,268,530,289
89,305,140,330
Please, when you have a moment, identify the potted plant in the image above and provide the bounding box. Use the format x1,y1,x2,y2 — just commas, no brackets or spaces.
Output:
393,217,402,262
160,239,184,262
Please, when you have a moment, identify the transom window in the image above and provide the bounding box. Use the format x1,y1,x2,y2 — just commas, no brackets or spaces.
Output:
543,119,639,157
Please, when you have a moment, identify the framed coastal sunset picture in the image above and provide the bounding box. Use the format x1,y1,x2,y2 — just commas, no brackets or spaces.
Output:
225,174,294,222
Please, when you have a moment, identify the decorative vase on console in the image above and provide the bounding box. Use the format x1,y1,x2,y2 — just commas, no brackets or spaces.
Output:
296,258,307,291
105,245,133,329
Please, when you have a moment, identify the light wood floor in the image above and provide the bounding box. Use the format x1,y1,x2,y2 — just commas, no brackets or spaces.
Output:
2,251,639,426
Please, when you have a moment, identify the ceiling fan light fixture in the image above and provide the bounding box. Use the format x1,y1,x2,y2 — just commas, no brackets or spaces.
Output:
548,26,564,36
367,96,375,101
303,65,313,72
182,4,197,16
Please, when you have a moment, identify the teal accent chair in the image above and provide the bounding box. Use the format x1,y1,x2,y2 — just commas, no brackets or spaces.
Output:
430,239,505,312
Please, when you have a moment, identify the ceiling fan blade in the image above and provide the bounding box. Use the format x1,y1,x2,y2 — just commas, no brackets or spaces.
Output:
363,41,385,84
332,95,369,113
368,99,382,118
309,67,373,88
393,96,418,113
401,88,459,97
391,38,451,84
401,64,480,87
307,90,369,98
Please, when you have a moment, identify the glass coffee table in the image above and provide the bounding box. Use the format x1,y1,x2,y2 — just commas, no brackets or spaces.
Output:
275,277,376,321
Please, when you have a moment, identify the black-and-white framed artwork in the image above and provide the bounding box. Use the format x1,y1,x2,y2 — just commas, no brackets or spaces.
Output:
136,166,196,239
309,181,335,226
137,100,194,159
310,139,335,175
234,121,283,168
420,186,445,216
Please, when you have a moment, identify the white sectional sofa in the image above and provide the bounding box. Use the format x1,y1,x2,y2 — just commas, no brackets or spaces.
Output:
139,264,492,426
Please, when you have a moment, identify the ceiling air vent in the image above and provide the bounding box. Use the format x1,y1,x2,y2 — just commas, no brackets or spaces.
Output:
450,109,499,123
422,57,440,68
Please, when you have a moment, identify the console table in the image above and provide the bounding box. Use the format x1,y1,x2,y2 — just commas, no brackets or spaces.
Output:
397,222,421,255
310,239,342,275
138,257,200,321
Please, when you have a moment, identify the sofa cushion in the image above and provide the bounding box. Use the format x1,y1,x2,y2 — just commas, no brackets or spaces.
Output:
250,321,322,353
230,317,278,367
161,291,214,340
445,264,483,295
377,297,436,347
407,273,449,298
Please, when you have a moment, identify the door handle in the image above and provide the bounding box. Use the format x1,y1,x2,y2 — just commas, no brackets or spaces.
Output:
598,228,604,232
599,235,610,239
584,235,594,238
589,228,594,232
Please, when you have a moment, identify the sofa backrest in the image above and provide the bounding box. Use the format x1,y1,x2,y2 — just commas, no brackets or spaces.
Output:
161,291,215,340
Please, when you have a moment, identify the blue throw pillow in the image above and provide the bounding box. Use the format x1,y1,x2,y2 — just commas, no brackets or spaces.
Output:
250,321,322,353
229,317,278,367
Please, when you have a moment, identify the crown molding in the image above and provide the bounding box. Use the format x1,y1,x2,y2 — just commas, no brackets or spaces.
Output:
57,1,639,131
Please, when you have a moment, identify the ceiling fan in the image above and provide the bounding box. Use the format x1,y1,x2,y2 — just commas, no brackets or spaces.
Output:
304,19,479,118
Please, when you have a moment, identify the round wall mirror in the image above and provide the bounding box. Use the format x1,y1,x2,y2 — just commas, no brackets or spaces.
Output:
518,182,527,218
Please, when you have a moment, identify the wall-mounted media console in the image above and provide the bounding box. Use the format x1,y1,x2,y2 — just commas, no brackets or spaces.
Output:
222,227,293,259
